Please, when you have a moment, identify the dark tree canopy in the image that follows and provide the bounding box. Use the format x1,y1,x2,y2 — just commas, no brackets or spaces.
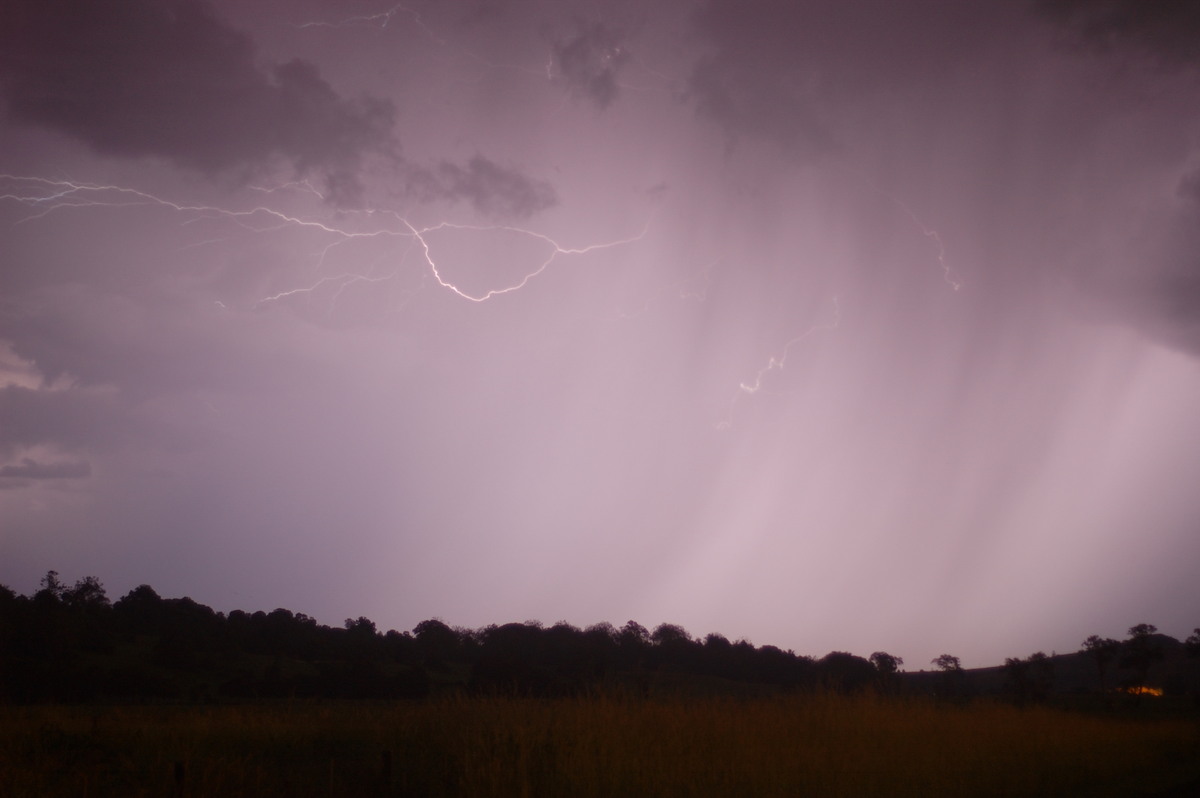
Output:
1082,635,1121,692
932,654,962,672
1121,623,1165,687
2,572,1195,705
870,651,903,675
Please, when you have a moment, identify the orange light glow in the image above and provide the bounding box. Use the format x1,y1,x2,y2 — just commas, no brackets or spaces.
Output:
1119,686,1163,697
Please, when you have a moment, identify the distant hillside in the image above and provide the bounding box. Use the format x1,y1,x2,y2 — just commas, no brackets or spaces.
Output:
904,634,1200,699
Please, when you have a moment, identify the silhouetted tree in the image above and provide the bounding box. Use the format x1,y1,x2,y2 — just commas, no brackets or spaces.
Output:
1081,635,1121,692
0,580,13,611
931,654,965,698
64,576,112,653
1120,623,1164,688
932,654,962,672
342,616,381,663
1005,652,1056,704
247,608,320,658
616,620,651,671
585,621,617,641
114,584,165,636
35,570,66,604
702,633,736,679
870,651,904,693
752,645,809,688
27,570,1198,706
151,596,223,670
869,651,903,674
650,623,698,671
1003,657,1030,703
1026,651,1054,702
64,576,109,609
1185,628,1200,658
816,652,876,693
542,621,595,690
413,618,460,669
345,616,378,637
24,572,78,663
383,628,419,664
472,622,544,694
578,622,618,679
0,584,18,702
650,623,689,646
0,583,15,631
619,620,650,648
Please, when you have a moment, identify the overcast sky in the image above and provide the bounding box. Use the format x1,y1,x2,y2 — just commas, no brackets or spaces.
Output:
3,0,1199,667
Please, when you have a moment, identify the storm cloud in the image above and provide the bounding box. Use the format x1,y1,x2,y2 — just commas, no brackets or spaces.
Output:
407,155,559,218
553,22,630,109
1038,0,1200,66
2,0,1199,668
686,0,1014,154
0,0,396,200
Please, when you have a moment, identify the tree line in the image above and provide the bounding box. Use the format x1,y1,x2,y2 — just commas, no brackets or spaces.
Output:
1,572,1196,704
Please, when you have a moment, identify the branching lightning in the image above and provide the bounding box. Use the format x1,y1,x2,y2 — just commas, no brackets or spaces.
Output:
2,175,356,234
254,272,395,310
247,179,327,200
1,175,649,310
407,219,650,303
888,197,961,292
291,2,444,45
711,161,964,430
835,164,964,292
717,295,841,431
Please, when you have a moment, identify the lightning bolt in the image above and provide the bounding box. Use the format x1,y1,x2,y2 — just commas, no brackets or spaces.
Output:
254,272,392,310
291,3,444,45
833,164,964,292
887,197,961,293
1,175,649,311
712,159,963,431
247,179,326,200
2,175,359,234
407,219,651,303
717,295,841,431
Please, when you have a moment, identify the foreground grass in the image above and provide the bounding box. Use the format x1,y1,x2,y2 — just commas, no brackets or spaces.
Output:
1,693,1197,797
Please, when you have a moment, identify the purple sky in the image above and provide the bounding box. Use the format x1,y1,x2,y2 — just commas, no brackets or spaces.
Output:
3,0,1199,667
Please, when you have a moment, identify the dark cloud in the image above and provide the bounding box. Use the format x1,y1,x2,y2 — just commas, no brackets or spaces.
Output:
1037,0,1200,66
553,22,630,109
409,155,558,218
1021,2,1200,356
687,0,1016,153
1139,207,1200,350
4,0,1200,667
0,457,92,480
687,54,835,156
1180,167,1200,203
0,0,396,202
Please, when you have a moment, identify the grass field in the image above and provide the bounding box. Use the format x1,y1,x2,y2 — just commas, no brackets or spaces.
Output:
2,693,1198,797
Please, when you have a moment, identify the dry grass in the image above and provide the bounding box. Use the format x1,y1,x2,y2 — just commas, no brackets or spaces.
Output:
1,692,1197,796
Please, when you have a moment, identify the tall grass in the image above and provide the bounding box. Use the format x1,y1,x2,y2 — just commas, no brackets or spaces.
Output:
2,692,1197,796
